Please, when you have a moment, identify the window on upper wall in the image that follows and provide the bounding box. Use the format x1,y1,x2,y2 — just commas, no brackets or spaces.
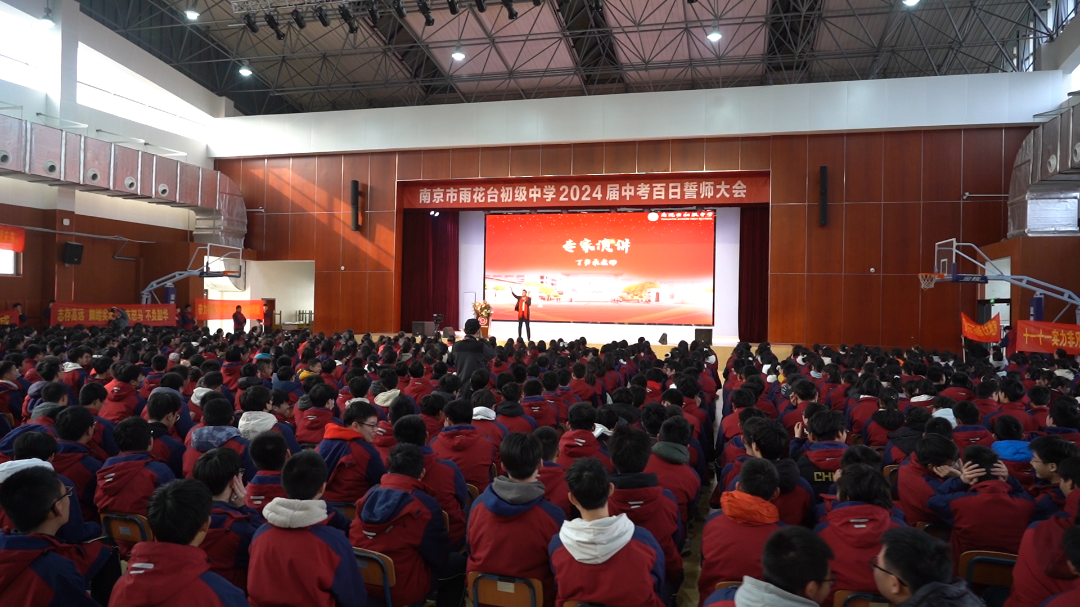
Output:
0,250,19,276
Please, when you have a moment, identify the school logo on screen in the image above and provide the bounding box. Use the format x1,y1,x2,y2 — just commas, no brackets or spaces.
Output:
647,212,659,222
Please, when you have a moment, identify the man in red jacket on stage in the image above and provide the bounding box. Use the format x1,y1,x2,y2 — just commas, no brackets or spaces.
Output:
512,289,531,341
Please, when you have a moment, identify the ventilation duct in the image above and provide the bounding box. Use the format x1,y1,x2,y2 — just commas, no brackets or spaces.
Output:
1009,108,1080,237
0,114,247,247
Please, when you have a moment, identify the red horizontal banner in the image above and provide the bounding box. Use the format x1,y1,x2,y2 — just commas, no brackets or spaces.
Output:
53,304,176,327
399,172,770,209
1016,320,1080,355
0,308,20,326
961,313,1000,343
195,299,264,321
0,226,26,253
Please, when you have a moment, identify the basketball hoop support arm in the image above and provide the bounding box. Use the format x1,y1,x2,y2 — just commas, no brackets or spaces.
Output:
949,241,1080,323
140,246,244,304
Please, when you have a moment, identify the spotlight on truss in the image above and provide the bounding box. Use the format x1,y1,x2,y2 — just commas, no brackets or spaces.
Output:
265,13,285,39
392,0,407,18
366,1,379,24
291,8,306,28
501,0,517,18
447,0,460,14
339,4,359,32
475,0,486,12
243,12,260,32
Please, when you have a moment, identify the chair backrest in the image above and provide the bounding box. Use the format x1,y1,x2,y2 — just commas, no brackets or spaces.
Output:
102,513,154,543
833,590,893,607
468,572,543,607
959,550,1017,587
0,412,13,429
300,443,318,450
883,465,898,485
467,484,480,502
715,581,741,590
442,510,450,532
354,547,395,606
491,462,499,480
914,521,950,541
333,503,356,520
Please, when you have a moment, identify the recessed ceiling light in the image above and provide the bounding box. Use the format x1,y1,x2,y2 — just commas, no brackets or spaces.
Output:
184,8,200,20
238,62,253,77
902,0,919,6
452,46,465,61
707,30,721,42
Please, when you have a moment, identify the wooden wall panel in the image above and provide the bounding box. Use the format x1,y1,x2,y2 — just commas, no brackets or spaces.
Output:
670,139,704,172
806,274,843,344
845,132,883,202
397,151,422,180
479,147,510,177
263,214,291,260
705,138,740,170
367,211,396,272
239,158,266,209
341,154,368,216
883,131,923,203
314,272,340,333
604,142,637,174
769,273,806,343
770,205,807,274
962,200,1005,246
740,138,771,170
315,155,344,213
340,272,369,330
881,203,922,275
264,158,291,214
510,147,541,176
341,211,370,273
289,212,316,261
423,149,452,180
314,213,342,272
842,274,882,345
245,211,265,252
541,145,572,176
637,140,671,173
806,206,844,274
368,153,397,212
367,272,395,331
920,285,961,350
843,203,882,274
920,202,962,271
808,134,845,204
451,148,480,179
881,275,921,348
572,143,604,175
771,135,807,204
290,157,318,214
923,130,963,201
962,129,1004,196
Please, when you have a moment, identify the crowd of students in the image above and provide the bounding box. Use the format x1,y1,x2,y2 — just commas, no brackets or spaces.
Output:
0,313,1079,607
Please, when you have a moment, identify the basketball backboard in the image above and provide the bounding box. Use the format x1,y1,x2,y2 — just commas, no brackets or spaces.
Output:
934,239,957,280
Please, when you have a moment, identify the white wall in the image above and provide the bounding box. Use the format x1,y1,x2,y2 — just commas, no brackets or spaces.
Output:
465,208,741,345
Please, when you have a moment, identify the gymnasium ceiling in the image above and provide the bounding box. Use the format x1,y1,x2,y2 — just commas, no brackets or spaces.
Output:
76,0,1065,114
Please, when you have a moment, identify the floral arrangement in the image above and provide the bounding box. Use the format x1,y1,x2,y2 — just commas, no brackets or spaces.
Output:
472,301,492,318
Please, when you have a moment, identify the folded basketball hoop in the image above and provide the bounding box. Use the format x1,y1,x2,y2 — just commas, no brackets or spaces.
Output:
919,273,943,290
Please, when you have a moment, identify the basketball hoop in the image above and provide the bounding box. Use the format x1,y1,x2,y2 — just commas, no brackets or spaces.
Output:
919,273,944,290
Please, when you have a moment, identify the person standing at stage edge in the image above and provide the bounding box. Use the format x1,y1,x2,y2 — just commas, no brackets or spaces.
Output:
232,305,247,335
451,319,495,386
512,289,532,341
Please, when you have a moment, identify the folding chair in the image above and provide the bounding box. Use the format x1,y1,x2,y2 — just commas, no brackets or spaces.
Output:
883,465,899,500
354,548,396,607
0,412,13,429
491,462,500,481
959,551,1017,587
715,581,741,591
915,521,950,541
467,484,480,502
102,513,154,543
468,572,543,607
301,443,318,451
833,590,893,607
332,503,356,520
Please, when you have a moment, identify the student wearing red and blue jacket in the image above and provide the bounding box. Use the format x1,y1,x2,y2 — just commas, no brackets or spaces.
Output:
144,390,188,478
109,478,248,607
193,448,265,591
431,399,498,491
796,410,848,500
53,407,104,522
983,379,1039,434
557,403,614,472
927,445,1035,570
393,416,469,548
220,348,245,392
897,434,959,526
467,433,565,607
248,451,367,607
316,400,386,505
1028,435,1079,521
100,363,146,424
1038,523,1080,607
495,384,538,435
95,418,176,518
271,366,306,406
181,399,257,484
521,379,559,428
549,457,666,607
351,444,464,607
951,400,995,452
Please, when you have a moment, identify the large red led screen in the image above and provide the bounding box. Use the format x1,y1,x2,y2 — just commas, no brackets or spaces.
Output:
484,211,715,325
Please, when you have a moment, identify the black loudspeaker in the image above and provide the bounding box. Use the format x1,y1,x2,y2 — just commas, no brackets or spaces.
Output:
350,180,362,231
62,242,83,265
695,328,713,345
819,166,828,226
658,333,668,345
441,326,455,339
412,321,435,336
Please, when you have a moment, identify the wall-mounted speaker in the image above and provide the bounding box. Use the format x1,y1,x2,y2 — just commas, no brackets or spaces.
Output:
695,328,713,345
350,180,363,231
819,166,828,226
62,242,84,265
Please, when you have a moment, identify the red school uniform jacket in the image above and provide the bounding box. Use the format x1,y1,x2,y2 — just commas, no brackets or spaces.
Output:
316,424,387,504
645,447,702,526
698,491,783,605
52,440,103,522
0,533,113,607
110,541,248,607
371,420,397,465
568,378,602,407
1044,587,1080,607
100,380,143,424
420,413,444,441
200,501,264,591
928,477,1036,569
557,429,614,473
846,396,880,437
182,427,257,484
796,441,847,499
402,377,433,403
0,380,23,420
538,461,573,518
953,424,995,452
430,424,497,491
984,402,1040,434
350,473,450,607
1006,490,1080,607
549,517,666,607
467,479,566,607
896,455,950,526
972,398,1002,418
95,452,175,515
495,401,538,435
472,418,508,457
521,395,559,428
294,407,340,445
419,446,469,547
543,390,573,422
245,470,288,515
610,472,683,580
814,501,907,604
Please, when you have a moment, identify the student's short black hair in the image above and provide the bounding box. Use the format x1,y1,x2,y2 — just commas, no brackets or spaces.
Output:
13,431,57,461
0,466,63,533
387,444,425,478
202,398,234,427
565,457,610,511
953,401,980,426
443,398,473,425
791,379,818,402
55,406,95,442
738,457,779,500
116,362,143,384
1030,435,1080,466
193,448,242,495
881,526,953,592
342,400,378,427
1050,399,1080,429
388,396,414,424
79,382,108,407
114,416,153,452
522,379,543,397
533,426,559,461
745,419,789,461
730,389,756,410
915,433,959,467
993,415,1025,441
500,432,543,480
240,386,272,412
500,382,521,403
659,415,691,446
1059,457,1080,487
903,406,931,430
608,425,652,474
41,381,68,404
1063,526,1080,569
282,450,328,500
146,390,182,421
761,527,835,597
567,402,596,431
1001,378,1026,403
807,410,846,441
1029,386,1052,407
841,445,883,468
639,403,666,436
250,431,289,471
419,393,445,418
159,372,185,391
148,479,213,545
393,415,428,447
837,463,892,510
923,417,954,439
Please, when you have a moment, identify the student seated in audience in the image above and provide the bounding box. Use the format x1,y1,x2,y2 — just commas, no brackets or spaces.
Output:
351,444,464,607
607,425,683,598
645,414,702,524
431,398,498,491
469,390,509,454
699,458,784,602
4,433,100,542
549,457,666,607
53,405,104,522
727,417,815,526
316,399,387,505
951,400,994,451
983,378,1039,434
145,390,187,478
468,432,565,607
294,383,340,445
183,396,256,478
0,464,119,607
928,444,1035,567
1029,435,1080,520
495,382,538,434
705,526,836,607
788,401,828,462
1043,398,1080,447
779,379,818,436
814,464,906,603
109,478,248,607
897,433,959,526
993,415,1035,488
1042,527,1080,607
248,450,367,607
419,393,448,440
96,416,176,518
78,381,121,461
192,447,264,591
237,385,301,454
100,362,146,423
533,426,573,517
872,526,983,607
796,410,848,499
861,388,905,447
558,402,614,472
520,378,558,428
393,414,468,548
882,406,930,465
246,431,289,515
1007,456,1080,607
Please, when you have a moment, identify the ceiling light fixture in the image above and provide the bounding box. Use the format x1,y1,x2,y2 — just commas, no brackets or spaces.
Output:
366,0,380,24
707,30,721,42
39,6,55,27
243,12,259,32
447,0,460,14
340,5,359,33
392,0,407,19
452,46,465,61
184,7,200,20
501,0,518,19
902,0,919,5
265,12,286,39
291,8,306,28
238,61,253,76
314,5,331,26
